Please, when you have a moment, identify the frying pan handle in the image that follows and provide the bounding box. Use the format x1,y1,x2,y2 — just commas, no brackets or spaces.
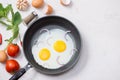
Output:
9,68,26,80
23,11,38,26
9,63,32,80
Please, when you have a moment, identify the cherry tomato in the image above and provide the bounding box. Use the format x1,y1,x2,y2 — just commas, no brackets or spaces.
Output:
6,59,20,73
7,43,20,57
0,33,2,45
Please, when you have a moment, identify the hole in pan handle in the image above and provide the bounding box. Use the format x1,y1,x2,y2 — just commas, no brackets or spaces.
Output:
9,63,32,80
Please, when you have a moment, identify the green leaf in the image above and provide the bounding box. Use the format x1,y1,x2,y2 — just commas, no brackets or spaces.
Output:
0,3,4,18
0,3,3,10
12,12,22,26
6,25,19,44
0,4,21,44
7,25,13,30
4,4,12,17
12,25,19,39
0,4,12,18
0,11,4,18
10,6,14,21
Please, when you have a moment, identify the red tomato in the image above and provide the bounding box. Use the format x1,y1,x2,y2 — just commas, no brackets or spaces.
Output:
0,33,2,45
7,43,20,57
6,59,20,73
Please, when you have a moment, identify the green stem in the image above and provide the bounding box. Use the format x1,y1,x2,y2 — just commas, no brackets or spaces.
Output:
10,7,14,22
4,42,11,51
4,38,13,50
0,20,10,26
6,17,12,22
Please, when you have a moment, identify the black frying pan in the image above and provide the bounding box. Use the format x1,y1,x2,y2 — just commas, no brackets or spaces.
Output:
9,16,81,80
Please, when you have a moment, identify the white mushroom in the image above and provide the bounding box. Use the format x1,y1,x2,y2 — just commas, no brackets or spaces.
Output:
16,0,29,11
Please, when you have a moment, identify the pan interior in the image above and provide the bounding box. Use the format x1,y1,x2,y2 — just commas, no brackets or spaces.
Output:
23,16,81,74
31,25,77,69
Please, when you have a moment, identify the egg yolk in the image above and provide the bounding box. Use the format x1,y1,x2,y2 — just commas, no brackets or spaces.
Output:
53,40,66,53
39,48,51,61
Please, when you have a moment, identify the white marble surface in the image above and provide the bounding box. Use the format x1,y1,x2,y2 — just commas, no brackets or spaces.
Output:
0,0,120,80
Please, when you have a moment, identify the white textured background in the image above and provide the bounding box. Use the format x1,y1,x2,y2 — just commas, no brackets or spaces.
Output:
0,0,120,80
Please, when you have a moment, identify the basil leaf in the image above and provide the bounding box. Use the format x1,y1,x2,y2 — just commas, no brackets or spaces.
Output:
7,25,13,30
0,4,12,18
7,25,19,43
0,3,3,10
10,5,14,22
0,11,4,18
12,12,22,26
0,4,22,44
0,3,4,18
12,25,19,39
4,4,12,17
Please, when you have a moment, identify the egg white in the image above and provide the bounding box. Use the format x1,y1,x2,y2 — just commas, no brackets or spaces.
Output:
32,28,75,69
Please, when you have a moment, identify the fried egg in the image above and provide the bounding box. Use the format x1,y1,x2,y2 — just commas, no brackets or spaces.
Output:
53,40,66,53
32,27,76,69
39,48,51,61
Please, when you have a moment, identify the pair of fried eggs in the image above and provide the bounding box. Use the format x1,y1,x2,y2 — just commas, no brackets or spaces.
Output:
32,28,76,69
